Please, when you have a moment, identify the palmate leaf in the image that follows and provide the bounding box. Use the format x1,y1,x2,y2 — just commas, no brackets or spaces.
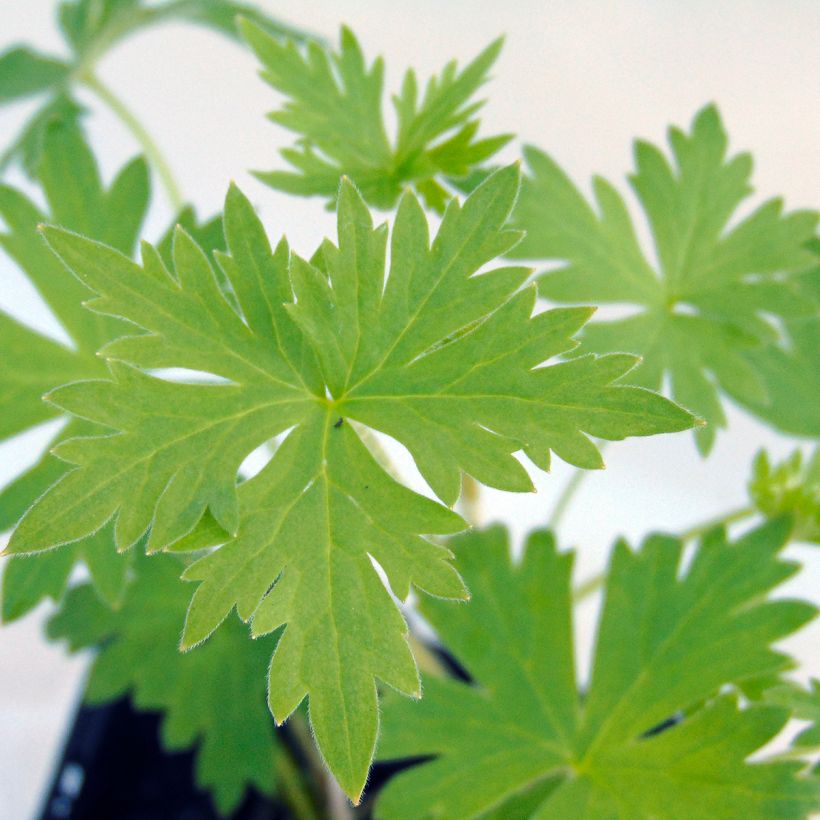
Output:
47,552,280,813
376,521,819,819
243,21,511,212
0,120,224,621
509,105,819,453
5,166,695,798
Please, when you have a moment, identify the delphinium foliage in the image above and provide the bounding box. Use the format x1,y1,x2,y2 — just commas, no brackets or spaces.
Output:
1,5,818,818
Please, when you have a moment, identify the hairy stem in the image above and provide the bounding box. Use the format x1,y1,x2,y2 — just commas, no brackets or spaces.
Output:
459,474,482,526
547,468,588,531
276,746,320,820
573,505,760,604
78,72,184,211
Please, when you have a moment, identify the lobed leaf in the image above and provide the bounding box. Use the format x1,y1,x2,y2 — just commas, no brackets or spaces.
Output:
377,521,818,818
510,105,819,453
6,166,695,798
0,121,223,621
244,21,511,212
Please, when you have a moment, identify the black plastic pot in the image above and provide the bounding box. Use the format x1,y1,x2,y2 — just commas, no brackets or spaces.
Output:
38,698,286,819
37,696,424,819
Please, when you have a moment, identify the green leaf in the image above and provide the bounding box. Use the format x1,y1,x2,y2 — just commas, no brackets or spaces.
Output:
0,94,85,178
56,0,311,55
145,0,314,44
0,118,149,351
0,312,89,442
765,680,820,754
510,104,819,453
47,551,280,813
750,448,819,544
0,2,314,178
6,167,694,798
243,21,511,212
724,254,820,437
0,46,70,105
2,519,132,623
0,121,225,619
376,521,818,818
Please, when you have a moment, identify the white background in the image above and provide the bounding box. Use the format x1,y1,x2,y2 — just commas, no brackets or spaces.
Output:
0,1,819,817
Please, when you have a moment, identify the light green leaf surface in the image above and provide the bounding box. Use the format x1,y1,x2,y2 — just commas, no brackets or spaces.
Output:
7,167,694,798
0,120,223,621
376,521,818,819
47,552,279,813
750,448,819,544
510,105,819,453
244,21,511,212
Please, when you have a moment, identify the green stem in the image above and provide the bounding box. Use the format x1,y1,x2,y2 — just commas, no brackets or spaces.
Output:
573,570,605,603
78,72,184,211
460,474,482,527
573,505,759,604
677,505,756,543
547,468,588,531
289,715,351,818
547,442,610,532
275,747,319,820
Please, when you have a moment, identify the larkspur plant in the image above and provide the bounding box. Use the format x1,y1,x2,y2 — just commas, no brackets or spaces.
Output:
0,5,818,819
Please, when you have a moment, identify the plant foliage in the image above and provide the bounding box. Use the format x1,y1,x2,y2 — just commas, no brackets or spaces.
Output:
4,166,695,798
377,522,818,818
0,120,223,622
0,0,310,175
509,105,819,453
48,551,280,813
750,448,819,544
244,21,511,212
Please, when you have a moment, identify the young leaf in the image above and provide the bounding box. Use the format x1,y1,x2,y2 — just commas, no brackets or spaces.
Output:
0,120,223,621
750,448,819,544
376,521,818,818
243,21,511,212
510,104,819,453
47,552,280,813
6,167,695,799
